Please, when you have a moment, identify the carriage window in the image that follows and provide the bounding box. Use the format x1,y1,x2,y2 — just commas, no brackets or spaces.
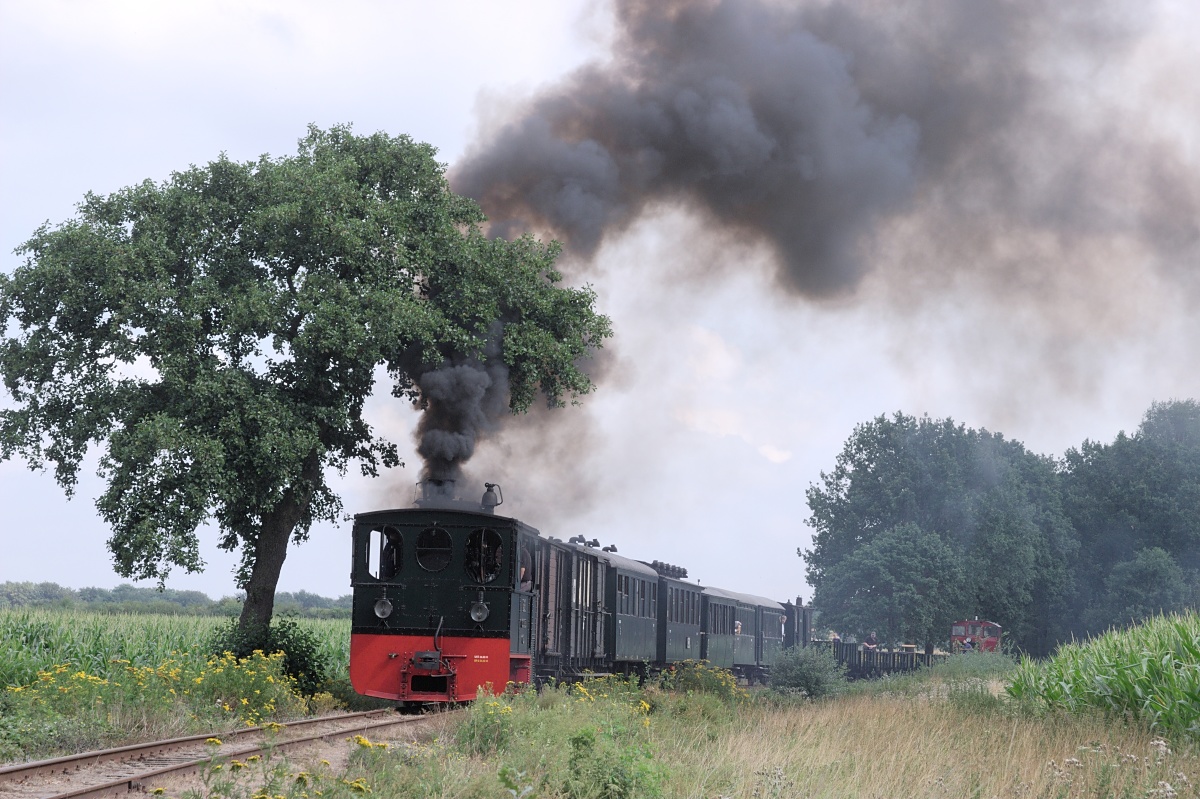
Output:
465,528,503,584
416,527,453,572
366,525,402,580
650,583,657,617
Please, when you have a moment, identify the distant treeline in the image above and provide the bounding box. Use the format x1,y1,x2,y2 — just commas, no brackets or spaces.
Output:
804,399,1200,656
0,582,351,618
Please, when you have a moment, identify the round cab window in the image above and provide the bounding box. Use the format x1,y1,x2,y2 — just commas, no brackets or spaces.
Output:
464,528,503,584
416,527,453,572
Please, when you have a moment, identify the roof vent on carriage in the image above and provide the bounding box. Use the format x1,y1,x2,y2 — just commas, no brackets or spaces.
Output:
647,560,688,579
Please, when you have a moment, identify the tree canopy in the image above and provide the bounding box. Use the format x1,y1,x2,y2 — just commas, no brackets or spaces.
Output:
1061,399,1200,634
0,125,612,629
815,522,963,648
805,403,1200,653
802,413,1076,654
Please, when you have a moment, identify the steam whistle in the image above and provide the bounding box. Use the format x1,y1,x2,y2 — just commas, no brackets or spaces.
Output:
481,482,503,512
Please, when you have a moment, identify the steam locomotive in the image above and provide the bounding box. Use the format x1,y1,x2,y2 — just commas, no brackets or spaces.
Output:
348,481,812,704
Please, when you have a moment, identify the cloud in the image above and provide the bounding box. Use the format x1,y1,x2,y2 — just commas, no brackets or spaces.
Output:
757,445,792,464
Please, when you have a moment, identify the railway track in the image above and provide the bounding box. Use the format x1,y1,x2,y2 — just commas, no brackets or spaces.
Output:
0,708,448,799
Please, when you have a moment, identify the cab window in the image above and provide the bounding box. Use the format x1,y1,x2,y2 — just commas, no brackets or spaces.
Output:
416,527,453,572
366,525,402,581
464,528,503,584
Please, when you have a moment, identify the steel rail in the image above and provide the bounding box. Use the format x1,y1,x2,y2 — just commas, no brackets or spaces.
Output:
0,709,394,785
45,713,437,799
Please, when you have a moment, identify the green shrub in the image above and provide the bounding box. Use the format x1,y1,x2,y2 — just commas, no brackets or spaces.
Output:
769,645,847,698
563,728,662,799
660,660,743,701
455,693,515,755
209,616,329,697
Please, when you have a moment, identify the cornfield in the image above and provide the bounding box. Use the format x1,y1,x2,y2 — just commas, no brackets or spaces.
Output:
1007,611,1200,737
0,608,350,689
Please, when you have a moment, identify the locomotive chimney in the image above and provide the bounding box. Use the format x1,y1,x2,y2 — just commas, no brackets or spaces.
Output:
415,478,457,506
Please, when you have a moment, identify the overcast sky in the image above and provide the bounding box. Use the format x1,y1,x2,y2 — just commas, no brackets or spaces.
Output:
2,0,1199,604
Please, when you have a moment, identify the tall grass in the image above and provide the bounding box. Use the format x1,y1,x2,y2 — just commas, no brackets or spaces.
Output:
173,670,1200,799
0,608,350,689
1007,611,1200,737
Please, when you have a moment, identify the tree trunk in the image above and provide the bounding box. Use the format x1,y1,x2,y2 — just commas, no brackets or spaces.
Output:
238,451,322,631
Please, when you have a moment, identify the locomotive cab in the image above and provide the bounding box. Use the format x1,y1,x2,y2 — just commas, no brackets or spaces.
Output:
348,486,539,704
950,618,1001,653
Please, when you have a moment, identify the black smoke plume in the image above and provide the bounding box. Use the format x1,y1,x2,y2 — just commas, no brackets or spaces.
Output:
423,0,1199,502
414,334,510,483
453,0,1197,297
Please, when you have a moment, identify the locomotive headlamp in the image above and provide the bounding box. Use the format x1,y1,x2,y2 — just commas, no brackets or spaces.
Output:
374,598,393,619
469,600,490,623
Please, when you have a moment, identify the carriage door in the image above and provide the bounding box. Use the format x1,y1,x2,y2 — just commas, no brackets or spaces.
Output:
593,561,607,657
571,556,596,664
511,534,536,655
755,607,764,664
541,547,564,656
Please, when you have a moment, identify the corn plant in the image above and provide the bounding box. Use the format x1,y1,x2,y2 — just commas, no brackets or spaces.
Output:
0,608,349,689
1007,611,1200,737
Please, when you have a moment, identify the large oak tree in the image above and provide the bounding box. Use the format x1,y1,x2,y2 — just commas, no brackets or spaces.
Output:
0,125,611,630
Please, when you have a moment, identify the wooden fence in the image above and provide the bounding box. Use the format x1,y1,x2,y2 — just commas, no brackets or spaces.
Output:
810,640,947,678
